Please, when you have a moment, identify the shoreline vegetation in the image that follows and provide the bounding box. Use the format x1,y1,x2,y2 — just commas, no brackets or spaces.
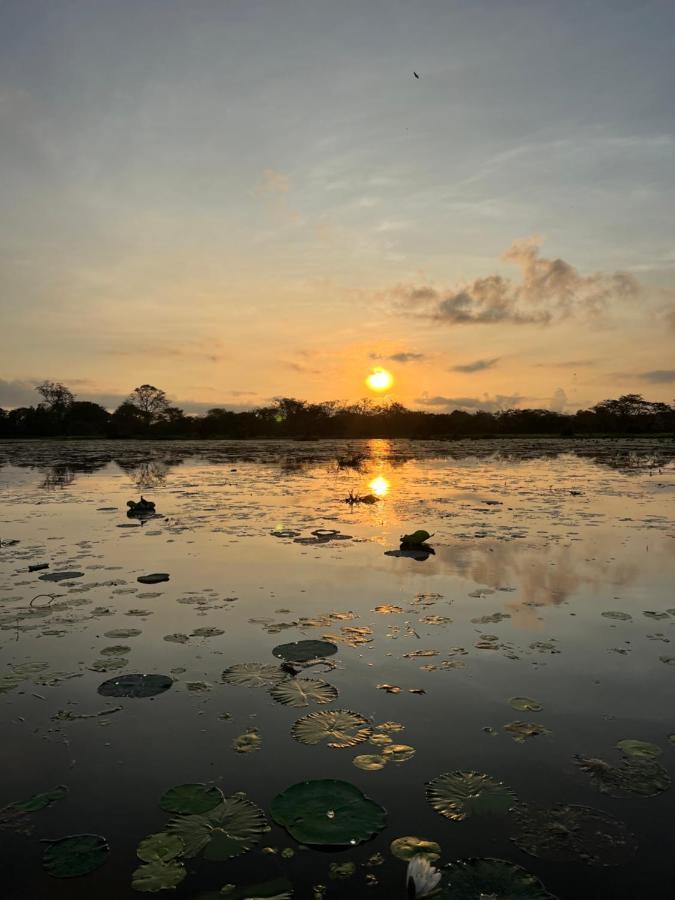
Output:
1,382,674,441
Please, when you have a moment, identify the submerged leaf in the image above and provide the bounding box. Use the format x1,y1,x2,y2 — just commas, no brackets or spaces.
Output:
291,709,371,748
426,772,516,822
221,663,286,688
511,802,636,867
159,784,223,815
43,834,109,878
132,860,186,892
439,858,556,899
575,754,671,798
270,779,386,846
168,795,267,861
269,678,338,708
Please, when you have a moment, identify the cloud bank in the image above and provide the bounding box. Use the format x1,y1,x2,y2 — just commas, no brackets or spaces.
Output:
416,393,526,413
389,237,639,326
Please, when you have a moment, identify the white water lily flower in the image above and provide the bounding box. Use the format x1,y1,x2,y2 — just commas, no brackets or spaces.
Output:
406,854,442,898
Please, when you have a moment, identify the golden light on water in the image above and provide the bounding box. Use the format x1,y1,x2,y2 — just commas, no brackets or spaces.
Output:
366,367,394,392
368,475,390,497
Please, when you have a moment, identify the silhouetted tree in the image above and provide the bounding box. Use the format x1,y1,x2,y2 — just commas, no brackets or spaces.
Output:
126,384,171,428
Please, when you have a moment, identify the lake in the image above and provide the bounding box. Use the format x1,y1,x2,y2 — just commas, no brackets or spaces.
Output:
1,438,674,900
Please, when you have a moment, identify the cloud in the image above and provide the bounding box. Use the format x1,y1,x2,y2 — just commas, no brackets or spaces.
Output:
638,369,675,384
0,378,41,408
416,393,525,412
451,357,500,373
283,360,322,375
369,351,426,363
389,237,639,326
550,387,568,412
534,359,596,368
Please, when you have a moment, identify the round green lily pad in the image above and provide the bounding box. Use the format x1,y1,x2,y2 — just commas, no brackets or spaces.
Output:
271,779,387,846
616,739,662,759
97,674,173,698
272,640,338,662
43,834,109,878
390,835,441,861
159,784,223,815
439,858,556,899
426,772,516,821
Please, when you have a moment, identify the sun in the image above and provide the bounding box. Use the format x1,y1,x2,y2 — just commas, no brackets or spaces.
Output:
366,367,394,392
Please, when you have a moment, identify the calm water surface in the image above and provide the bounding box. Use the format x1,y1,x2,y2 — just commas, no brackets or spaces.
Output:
1,439,674,899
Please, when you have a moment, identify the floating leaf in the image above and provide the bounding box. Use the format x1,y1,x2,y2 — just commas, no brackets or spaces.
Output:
100,645,131,656
160,784,223,815
504,721,551,743
104,628,142,639
39,571,84,582
353,754,387,771
269,678,338,708
575,754,670,798
2,785,67,816
509,697,543,712
168,795,267,861
426,772,516,821
137,832,185,863
272,640,338,663
43,834,109,878
97,674,173,698
439,858,556,899
191,627,225,638
89,657,128,673
511,803,636,867
137,573,170,584
164,633,190,644
232,730,261,753
616,739,662,759
390,836,441,861
291,709,371,748
132,861,186,892
270,779,386,847
222,663,286,688
601,611,632,621
383,744,416,763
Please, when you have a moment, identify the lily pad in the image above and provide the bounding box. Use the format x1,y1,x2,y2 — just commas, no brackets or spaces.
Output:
2,785,67,817
89,657,128,673
43,833,109,878
382,744,416,763
353,754,388,771
132,861,186,892
232,730,262,753
426,772,516,821
390,836,441,861
575,754,671,798
269,678,338,708
509,697,543,712
160,784,224,815
97,674,173,698
511,803,636,867
137,574,169,585
272,640,338,663
601,611,632,621
168,794,267,861
222,663,286,688
104,628,142,639
439,858,556,899
137,832,185,863
291,709,371,748
270,779,386,847
39,571,84,582
616,739,662,759
504,721,551,743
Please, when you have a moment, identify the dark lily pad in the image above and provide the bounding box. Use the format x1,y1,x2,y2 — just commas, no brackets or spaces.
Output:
132,860,186,892
159,784,223,815
291,709,371,748
575,754,671,798
272,640,338,663
222,663,286,688
39,571,84,582
511,802,637,867
269,677,338,708
97,674,173,699
167,794,267,861
43,834,109,878
137,573,170,585
439,858,556,899
2,785,67,816
426,772,516,821
136,832,185,863
270,779,386,847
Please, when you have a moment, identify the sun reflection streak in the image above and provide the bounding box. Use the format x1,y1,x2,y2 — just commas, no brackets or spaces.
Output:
368,475,390,498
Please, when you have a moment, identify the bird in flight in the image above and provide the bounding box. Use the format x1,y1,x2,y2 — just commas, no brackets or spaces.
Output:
413,71,420,78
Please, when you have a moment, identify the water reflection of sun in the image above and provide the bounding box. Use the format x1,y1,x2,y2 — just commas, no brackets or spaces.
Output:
368,475,390,498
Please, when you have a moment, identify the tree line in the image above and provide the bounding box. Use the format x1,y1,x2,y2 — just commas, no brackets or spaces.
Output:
0,382,674,440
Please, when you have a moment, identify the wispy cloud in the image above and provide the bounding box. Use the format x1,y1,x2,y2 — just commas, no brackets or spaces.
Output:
369,351,426,363
451,357,500,373
534,359,597,368
638,369,675,384
388,237,639,326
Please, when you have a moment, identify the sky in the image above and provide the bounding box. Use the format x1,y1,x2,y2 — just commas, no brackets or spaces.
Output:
1,0,674,414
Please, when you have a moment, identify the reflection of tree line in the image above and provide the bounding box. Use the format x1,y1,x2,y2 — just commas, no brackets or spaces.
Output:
0,437,672,490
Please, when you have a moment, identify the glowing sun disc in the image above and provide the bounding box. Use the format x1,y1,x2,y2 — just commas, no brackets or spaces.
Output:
366,368,394,392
